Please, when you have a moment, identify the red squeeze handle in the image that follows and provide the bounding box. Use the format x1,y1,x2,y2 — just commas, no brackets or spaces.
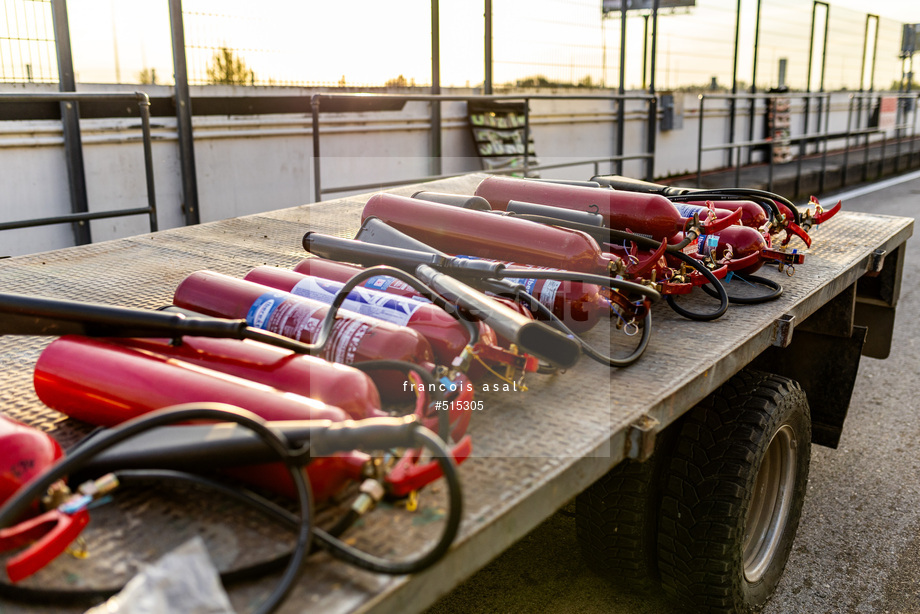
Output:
0,508,89,582
385,435,472,498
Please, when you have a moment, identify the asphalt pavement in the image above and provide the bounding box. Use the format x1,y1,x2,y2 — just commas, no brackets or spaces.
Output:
426,170,920,614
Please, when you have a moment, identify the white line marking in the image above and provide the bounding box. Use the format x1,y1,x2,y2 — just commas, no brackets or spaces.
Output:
822,169,920,203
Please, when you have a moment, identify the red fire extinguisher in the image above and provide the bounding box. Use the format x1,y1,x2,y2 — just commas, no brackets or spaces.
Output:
676,200,768,231
172,270,435,400
362,192,622,276
243,266,473,367
473,175,742,240
292,256,538,322
680,225,805,276
0,415,63,508
33,335,363,502
112,335,384,420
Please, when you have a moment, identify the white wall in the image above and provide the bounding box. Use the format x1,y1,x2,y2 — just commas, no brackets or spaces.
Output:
0,87,882,257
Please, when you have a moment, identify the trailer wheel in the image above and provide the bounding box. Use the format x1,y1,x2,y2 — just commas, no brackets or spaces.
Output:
657,369,811,613
574,427,676,590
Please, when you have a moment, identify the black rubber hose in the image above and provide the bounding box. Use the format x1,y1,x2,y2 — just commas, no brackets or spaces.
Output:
662,249,729,321
291,264,480,359
0,404,312,614
518,290,651,368
700,272,783,304
671,188,801,225
353,359,450,441
310,425,463,574
665,192,780,226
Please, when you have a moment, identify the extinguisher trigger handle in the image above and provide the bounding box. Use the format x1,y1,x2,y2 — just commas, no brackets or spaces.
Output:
701,207,743,234
2,508,90,583
385,436,472,499
781,222,812,248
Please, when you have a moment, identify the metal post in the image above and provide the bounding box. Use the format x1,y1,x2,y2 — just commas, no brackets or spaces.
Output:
729,0,740,168
645,1,658,181
168,0,200,225
523,98,531,173
642,14,649,91
805,2,818,149
311,96,322,203
747,0,762,164
843,95,853,186
818,2,829,134
50,0,91,245
819,93,829,193
696,95,705,187
484,0,492,95
137,94,159,232
430,0,442,176
617,2,627,175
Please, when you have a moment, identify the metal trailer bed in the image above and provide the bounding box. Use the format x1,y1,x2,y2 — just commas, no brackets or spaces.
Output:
0,173,912,613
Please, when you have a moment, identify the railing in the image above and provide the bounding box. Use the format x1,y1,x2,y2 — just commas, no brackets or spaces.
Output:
695,91,920,197
309,92,657,202
0,92,158,235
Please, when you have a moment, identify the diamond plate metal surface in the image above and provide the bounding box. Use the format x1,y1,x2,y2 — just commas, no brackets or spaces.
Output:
0,173,912,614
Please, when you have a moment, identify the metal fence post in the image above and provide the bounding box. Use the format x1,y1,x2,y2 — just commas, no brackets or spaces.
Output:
430,0,442,177
50,0,91,245
484,0,493,95
312,96,322,203
169,0,201,226
645,2,658,181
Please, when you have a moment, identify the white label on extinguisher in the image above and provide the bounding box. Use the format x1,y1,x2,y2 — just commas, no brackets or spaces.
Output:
675,203,705,218
246,291,289,329
328,319,371,364
289,277,424,327
539,279,562,310
363,275,431,301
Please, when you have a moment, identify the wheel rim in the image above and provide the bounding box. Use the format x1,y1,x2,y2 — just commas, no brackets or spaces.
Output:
743,424,797,583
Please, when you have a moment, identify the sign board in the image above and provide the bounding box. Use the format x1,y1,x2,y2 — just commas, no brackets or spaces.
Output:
901,24,920,57
878,96,898,132
602,0,695,13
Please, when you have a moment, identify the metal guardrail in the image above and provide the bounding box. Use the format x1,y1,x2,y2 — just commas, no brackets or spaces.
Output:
0,91,158,235
695,91,920,196
309,92,657,202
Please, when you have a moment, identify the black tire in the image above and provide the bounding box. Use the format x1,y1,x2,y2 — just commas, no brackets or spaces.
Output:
574,426,677,591
657,369,811,613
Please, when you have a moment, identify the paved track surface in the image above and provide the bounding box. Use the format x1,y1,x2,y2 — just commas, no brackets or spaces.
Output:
427,172,920,614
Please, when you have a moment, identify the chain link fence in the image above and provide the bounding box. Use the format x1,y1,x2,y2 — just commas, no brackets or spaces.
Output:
0,0,915,92
0,0,57,83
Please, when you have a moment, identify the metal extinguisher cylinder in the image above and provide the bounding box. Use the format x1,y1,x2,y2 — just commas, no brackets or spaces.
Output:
0,415,63,507
685,225,769,275
496,262,606,334
34,336,349,427
295,255,603,335
680,200,768,230
361,192,616,275
243,266,471,367
113,335,384,420
474,176,740,239
172,271,435,400
33,335,363,502
292,257,532,353
413,265,581,369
